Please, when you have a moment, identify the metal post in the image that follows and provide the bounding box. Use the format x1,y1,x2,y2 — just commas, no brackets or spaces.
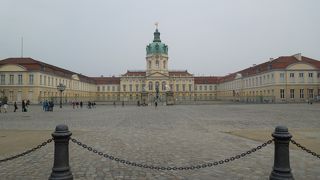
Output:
60,91,62,108
49,124,73,180
269,126,294,180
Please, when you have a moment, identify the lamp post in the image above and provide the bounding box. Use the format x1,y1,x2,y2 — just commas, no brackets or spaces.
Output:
155,85,159,101
57,83,66,108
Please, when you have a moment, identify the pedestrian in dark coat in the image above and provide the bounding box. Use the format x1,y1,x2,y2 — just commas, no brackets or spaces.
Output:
14,102,18,112
22,100,26,112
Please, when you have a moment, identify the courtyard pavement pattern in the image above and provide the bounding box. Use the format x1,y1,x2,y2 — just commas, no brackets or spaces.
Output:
0,104,319,180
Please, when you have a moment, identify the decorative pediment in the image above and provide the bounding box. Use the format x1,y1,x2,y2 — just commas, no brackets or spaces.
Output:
0,64,27,72
286,62,316,70
72,74,80,80
147,72,169,78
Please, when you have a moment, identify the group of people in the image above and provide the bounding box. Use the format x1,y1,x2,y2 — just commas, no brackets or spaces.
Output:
0,99,30,113
42,100,55,112
72,101,96,109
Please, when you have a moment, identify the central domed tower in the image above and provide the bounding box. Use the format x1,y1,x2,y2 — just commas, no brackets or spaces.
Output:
146,28,169,76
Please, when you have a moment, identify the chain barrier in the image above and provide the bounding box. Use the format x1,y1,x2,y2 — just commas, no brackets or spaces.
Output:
70,138,273,171
290,139,320,159
0,138,53,163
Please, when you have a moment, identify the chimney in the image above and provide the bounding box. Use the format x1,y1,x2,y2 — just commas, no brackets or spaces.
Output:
269,58,274,61
293,53,302,61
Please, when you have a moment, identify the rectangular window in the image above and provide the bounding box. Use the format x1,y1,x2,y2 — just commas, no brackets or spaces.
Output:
102,86,105,91
280,73,285,78
48,76,51,86
299,73,304,78
123,85,126,92
309,73,313,78
300,89,304,98
308,89,314,98
204,85,207,91
289,73,294,78
290,89,294,98
40,75,42,85
259,77,262,85
129,84,132,92
176,84,179,91
194,85,197,91
182,84,186,92
318,73,320,78
44,76,46,85
189,84,192,92
18,74,22,85
199,85,202,91
107,86,110,91
0,74,5,85
10,74,14,85
112,86,115,91
97,86,100,92
135,84,139,92
29,74,34,85
280,89,285,99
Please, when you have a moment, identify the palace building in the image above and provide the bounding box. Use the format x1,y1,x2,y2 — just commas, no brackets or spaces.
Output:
1,28,320,104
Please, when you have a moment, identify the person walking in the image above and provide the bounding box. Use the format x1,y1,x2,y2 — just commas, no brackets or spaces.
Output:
80,101,83,108
154,100,158,109
14,101,18,112
22,100,26,112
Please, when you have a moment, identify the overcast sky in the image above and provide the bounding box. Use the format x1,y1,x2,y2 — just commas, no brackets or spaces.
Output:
1,0,319,77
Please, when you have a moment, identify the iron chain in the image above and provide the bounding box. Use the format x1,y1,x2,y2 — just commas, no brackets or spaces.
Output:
70,138,273,170
291,139,320,159
0,138,53,163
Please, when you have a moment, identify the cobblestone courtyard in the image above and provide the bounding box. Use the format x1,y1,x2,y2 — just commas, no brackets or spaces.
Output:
0,104,319,180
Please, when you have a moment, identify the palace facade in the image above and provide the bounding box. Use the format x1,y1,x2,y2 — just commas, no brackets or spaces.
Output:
1,28,320,104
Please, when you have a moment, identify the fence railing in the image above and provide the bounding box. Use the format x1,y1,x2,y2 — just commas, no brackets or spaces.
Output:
0,125,319,180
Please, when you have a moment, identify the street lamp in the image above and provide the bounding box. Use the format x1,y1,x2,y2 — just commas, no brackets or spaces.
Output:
57,83,66,108
155,85,159,101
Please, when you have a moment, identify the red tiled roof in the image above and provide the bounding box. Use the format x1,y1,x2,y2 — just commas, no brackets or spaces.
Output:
169,70,192,76
0,57,95,83
218,55,320,83
91,77,120,84
123,71,146,76
194,76,221,84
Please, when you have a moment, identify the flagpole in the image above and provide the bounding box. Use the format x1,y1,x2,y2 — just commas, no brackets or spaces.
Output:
21,37,24,57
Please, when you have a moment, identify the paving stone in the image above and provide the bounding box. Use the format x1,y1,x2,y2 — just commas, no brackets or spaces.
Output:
0,104,319,179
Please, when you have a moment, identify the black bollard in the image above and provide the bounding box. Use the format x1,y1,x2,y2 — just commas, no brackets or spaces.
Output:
269,126,294,180
49,124,73,180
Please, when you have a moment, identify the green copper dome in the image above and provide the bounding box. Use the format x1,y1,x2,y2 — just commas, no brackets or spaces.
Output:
146,29,168,55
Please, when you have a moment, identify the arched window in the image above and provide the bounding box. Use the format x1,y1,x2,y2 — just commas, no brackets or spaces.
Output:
149,82,153,91
156,60,159,68
162,81,166,91
155,81,159,90
149,61,152,69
